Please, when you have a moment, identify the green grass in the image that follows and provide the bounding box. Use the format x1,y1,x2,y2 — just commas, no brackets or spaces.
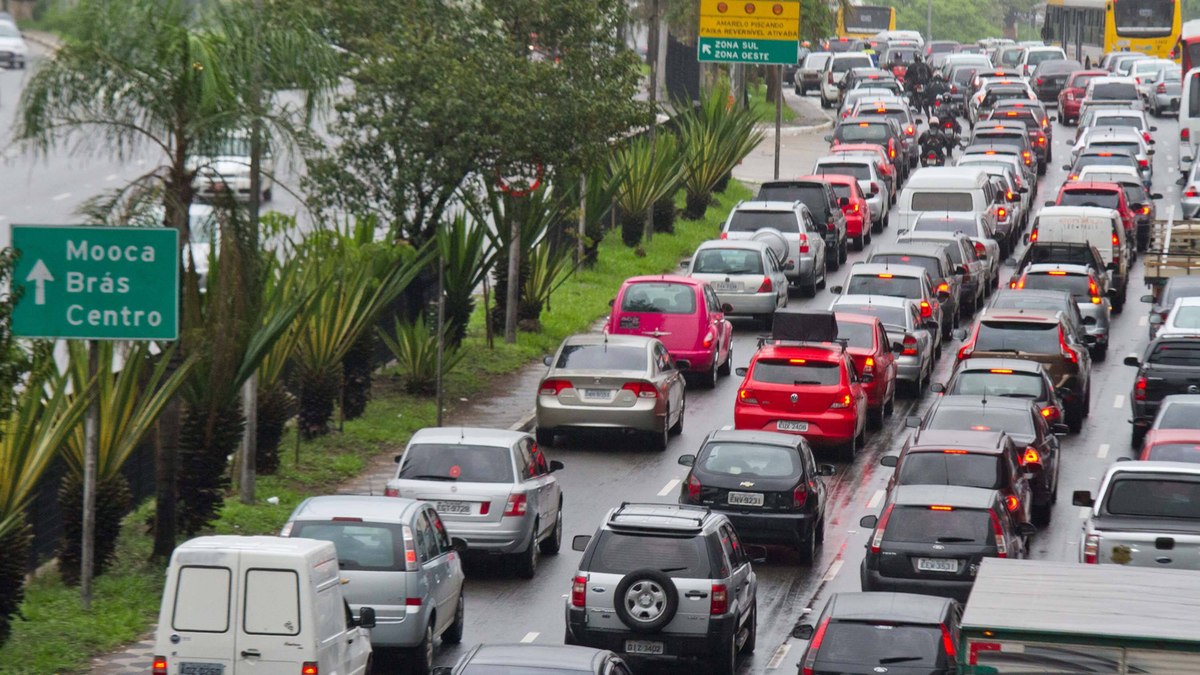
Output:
0,180,752,674
749,82,798,124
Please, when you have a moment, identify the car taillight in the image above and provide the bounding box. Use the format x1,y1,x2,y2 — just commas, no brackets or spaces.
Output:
1023,446,1041,467
905,124,915,135
1143,131,1152,144
937,282,950,294
402,524,419,571
829,393,852,409
1059,329,1078,364
1083,533,1100,564
919,300,932,318
799,233,810,253
1022,150,1031,165
153,657,168,675
702,330,715,349
997,207,1008,221
479,500,491,515
572,575,588,606
1182,127,1189,142
685,474,702,502
801,617,831,675
503,493,528,517
384,487,399,497
974,240,987,255
941,625,958,660
302,663,318,675
1134,375,1147,402
989,509,1008,558
958,336,975,361
793,483,808,508
869,504,894,554
710,584,728,615
1037,135,1046,145
1138,158,1149,168
738,388,759,405
1006,189,1015,201
1157,83,1167,93
1040,405,1059,421
827,71,834,84
1140,205,1150,215
902,335,918,356
1005,494,1020,512
1089,278,1101,304
951,83,959,94
540,379,571,396
757,276,773,293
1187,188,1200,198
719,231,728,239
1065,91,1074,100
622,381,658,398
863,356,875,374
1036,77,1043,86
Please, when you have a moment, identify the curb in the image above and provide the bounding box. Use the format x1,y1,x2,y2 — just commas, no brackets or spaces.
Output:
756,119,834,136
22,29,60,53
509,409,537,433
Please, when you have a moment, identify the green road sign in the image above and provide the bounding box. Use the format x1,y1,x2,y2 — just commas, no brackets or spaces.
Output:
698,37,798,65
12,225,179,340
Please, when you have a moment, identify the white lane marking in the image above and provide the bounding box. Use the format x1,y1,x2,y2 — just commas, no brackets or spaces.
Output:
767,643,792,669
822,559,844,582
51,192,71,202
1097,443,1110,459
867,489,885,509
520,632,539,643
1139,315,1148,327
1113,394,1125,409
104,173,118,181
1079,506,1091,519
657,479,680,497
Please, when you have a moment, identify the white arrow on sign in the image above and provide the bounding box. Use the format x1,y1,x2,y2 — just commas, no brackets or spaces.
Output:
701,43,712,54
25,259,53,306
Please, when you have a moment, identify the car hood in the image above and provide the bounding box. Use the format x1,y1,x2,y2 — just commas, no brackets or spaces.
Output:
0,37,27,51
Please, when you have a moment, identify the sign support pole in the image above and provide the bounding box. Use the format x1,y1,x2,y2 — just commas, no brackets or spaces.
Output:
80,339,98,610
435,253,446,426
774,64,783,180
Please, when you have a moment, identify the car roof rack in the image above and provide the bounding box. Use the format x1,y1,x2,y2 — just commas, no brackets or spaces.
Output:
756,310,848,351
608,502,709,531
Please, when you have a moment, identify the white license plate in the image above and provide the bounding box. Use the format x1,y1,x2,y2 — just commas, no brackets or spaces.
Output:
582,388,612,401
727,491,764,507
437,501,473,515
625,639,665,655
182,665,225,675
916,557,960,573
712,282,741,292
777,420,809,432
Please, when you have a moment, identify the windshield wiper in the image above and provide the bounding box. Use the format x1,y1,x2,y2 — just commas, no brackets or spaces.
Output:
794,380,825,385
879,656,925,665
997,392,1038,398
935,536,974,543
401,474,458,481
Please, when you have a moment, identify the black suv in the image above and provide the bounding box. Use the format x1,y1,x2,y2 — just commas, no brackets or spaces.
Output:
795,592,962,675
756,180,849,269
1126,336,1200,447
677,429,835,562
566,503,757,674
859,484,1033,602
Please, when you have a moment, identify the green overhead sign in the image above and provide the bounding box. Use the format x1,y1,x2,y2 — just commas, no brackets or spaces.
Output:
12,225,179,340
698,37,799,64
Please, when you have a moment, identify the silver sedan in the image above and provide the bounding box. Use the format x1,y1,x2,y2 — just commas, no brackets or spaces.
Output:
684,239,788,329
829,294,937,395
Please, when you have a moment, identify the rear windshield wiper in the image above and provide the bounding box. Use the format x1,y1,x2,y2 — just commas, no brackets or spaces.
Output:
793,380,826,385
997,393,1037,398
935,536,974,543
400,474,458,481
879,656,925,665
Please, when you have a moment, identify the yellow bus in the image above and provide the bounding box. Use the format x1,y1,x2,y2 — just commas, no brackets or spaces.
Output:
836,5,897,39
1043,0,1181,64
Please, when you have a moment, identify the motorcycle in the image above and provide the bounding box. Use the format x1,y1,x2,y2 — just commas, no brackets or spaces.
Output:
921,149,947,167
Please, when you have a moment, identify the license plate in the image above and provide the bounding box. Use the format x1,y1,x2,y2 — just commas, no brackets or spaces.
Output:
582,388,612,401
625,639,665,655
182,664,225,675
712,281,740,292
727,491,764,507
777,420,809,432
916,557,960,573
437,501,472,515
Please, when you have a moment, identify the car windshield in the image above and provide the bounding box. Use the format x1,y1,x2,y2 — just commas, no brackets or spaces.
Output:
1113,0,1175,34
974,321,1060,354
913,216,977,235
757,185,829,218
884,506,992,544
817,622,941,667
836,321,876,349
1058,189,1121,209
1155,402,1200,429
1027,51,1062,66
1020,273,1092,299
727,210,800,234
871,254,940,280
699,442,800,478
398,444,515,483
554,344,646,371
586,530,711,576
836,303,907,327
898,452,1002,489
753,359,842,385
837,124,890,142
0,23,19,38
816,163,872,180
1147,341,1200,366
1091,83,1138,100
1105,479,1200,519
846,274,922,298
1089,115,1141,129
621,282,697,314
1146,444,1200,462
950,371,1045,399
693,248,764,275
1168,306,1200,330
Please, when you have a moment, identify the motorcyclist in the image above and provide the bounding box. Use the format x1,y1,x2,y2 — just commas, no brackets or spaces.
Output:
938,114,962,142
905,53,934,116
927,72,949,117
919,116,950,165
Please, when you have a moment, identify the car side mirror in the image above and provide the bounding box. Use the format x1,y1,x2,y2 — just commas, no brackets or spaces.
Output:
784,261,796,270
1147,149,1156,156
905,415,921,428
859,514,879,528
608,297,615,307
1106,262,1117,271
1019,186,1029,194
818,463,837,476
572,535,592,552
1150,125,1158,132
680,258,691,269
924,319,939,331
880,455,899,467
452,537,469,554
1043,200,1056,207
1004,257,1017,267
951,328,967,341
793,624,816,640
550,460,565,472
830,285,844,294
824,134,834,143
394,454,403,464
1151,193,1163,200
678,454,696,467
930,382,946,393
1016,522,1037,537
736,367,748,376
1052,423,1070,435
956,265,967,275
1141,294,1154,303
543,355,553,367
1072,490,1095,508
1023,233,1031,245
357,606,377,629
1149,314,1163,325
722,303,734,313
1061,165,1071,171
1124,355,1141,367
1049,116,1057,122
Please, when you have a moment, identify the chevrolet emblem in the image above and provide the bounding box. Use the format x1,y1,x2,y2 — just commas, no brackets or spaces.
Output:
739,481,755,487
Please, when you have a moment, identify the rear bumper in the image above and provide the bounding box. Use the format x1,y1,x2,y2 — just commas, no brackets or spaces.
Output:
895,355,924,383
537,397,661,434
674,348,718,374
443,517,534,554
861,565,975,603
720,509,818,547
733,407,858,446
1154,93,1180,111
785,257,820,285
714,292,778,316
1059,99,1081,119
350,604,425,647
566,609,737,660
845,214,866,238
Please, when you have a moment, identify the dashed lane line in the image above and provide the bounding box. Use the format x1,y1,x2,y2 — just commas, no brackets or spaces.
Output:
822,559,844,583
657,479,679,497
866,489,885,509
1139,315,1148,327
51,192,71,201
1113,395,1125,409
1097,443,1110,459
520,632,539,643
766,643,791,670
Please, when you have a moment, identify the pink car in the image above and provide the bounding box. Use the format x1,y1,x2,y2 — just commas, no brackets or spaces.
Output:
606,275,733,388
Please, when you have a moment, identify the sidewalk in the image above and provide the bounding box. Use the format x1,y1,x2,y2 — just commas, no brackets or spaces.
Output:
736,90,836,188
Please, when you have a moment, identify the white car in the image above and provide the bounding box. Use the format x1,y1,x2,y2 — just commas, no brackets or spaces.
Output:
1154,296,1200,336
1071,126,1155,182
820,51,874,109
970,79,1035,125
1017,46,1066,78
956,155,1033,220
0,20,28,69
1131,59,1176,102
188,132,275,202
1180,161,1200,219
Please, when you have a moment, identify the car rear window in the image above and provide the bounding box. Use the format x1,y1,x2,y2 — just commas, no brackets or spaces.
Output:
1078,155,1134,170
836,321,876,349
1155,402,1200,429
554,344,646,371
871,254,940,279
1092,83,1138,100
1091,115,1141,128
621,282,697,314
586,530,711,577
899,452,1002,490
836,124,890,142
913,215,977,234
1168,306,1200,330
952,68,978,85
1058,189,1120,209
1020,272,1092,299
846,274,922,299
830,184,854,201
1070,73,1101,89
727,210,801,234
816,163,872,180
992,110,1037,128
752,359,842,385
926,407,1034,436
1026,244,1096,266
1145,444,1200,462
950,371,1045,399
833,55,873,72
693,248,764,275
911,192,975,212
835,303,907,327
398,444,515,483
817,623,942,667
1026,50,1063,66
757,185,830,219
699,442,800,478
1090,141,1141,157
1162,284,1200,305
975,321,1060,354
1148,341,1200,366
973,132,1025,148
290,522,400,571
884,506,992,544
1105,478,1200,518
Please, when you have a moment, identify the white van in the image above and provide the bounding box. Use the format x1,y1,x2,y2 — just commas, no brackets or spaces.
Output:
893,167,997,233
1179,67,1200,176
1029,205,1129,308
154,536,375,675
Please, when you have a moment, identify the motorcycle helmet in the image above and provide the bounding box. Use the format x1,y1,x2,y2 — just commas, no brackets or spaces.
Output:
928,116,939,127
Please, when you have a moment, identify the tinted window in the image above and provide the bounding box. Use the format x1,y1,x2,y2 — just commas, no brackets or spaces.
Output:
845,6,892,32
913,214,977,233
1020,273,1092,299
884,506,992,544
1026,50,1063,66
871,254,940,279
837,321,876,349
457,667,601,674
816,163,872,180
973,133,1025,148
752,359,842,385
1091,83,1138,100
950,371,1045,399
846,274,922,298
898,452,1002,489
1156,401,1200,429
1058,189,1120,209
727,210,801,234
830,184,853,200
555,344,645,371
836,124,890,142
1145,444,1200,462
817,623,942,667
399,444,515,483
835,303,907,327
912,193,979,215
1148,341,1200,366
927,407,1035,436
699,442,801,478
1105,479,1200,518
291,522,400,570
1089,115,1141,128
832,56,873,72
693,248,764,275
1000,50,1022,66
621,282,697,314
974,321,1060,354
1070,73,1101,89
1089,142,1141,157
1026,244,1097,266
587,531,711,577
757,185,829,218
1162,283,1200,305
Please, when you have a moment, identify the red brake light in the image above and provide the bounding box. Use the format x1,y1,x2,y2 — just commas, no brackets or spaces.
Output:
1089,278,1101,304
719,232,728,239
622,381,658,398
153,658,168,675
793,483,808,508
738,388,759,405
1059,329,1077,364
1112,233,1119,246
937,282,950,293
829,393,853,409
957,333,975,361
878,273,894,279
1036,77,1043,86
1143,131,1152,144
1134,376,1147,402
757,276,773,293
1157,83,1167,93
799,233,810,253
384,486,400,497
1138,158,1149,168
1187,189,1199,198
1083,533,1100,564
802,617,831,675
989,509,1008,557
941,625,958,660
702,330,715,349
997,207,1007,220
1140,205,1150,215
710,584,729,615
1023,447,1041,466
572,575,588,606
685,474,702,502
302,664,319,675
406,597,423,606
902,334,918,356
503,493,528,517
919,300,932,318
863,356,875,372
540,379,571,396
943,449,969,454
1005,494,1020,512
974,240,987,255
1047,270,1067,276
905,125,915,135
870,504,894,554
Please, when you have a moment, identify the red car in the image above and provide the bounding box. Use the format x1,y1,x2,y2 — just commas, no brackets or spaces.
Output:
1139,429,1200,462
799,173,871,248
834,312,899,429
1054,181,1136,237
825,143,898,203
605,275,733,388
733,318,868,459
1056,69,1107,125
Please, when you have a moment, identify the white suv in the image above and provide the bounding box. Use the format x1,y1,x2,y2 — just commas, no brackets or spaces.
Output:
820,52,874,108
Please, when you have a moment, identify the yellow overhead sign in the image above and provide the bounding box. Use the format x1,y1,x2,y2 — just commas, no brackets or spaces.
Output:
699,0,800,41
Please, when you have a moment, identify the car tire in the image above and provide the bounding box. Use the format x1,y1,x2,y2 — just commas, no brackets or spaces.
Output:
442,592,465,644
1132,426,1146,448
364,656,373,675
718,345,732,376
884,389,895,417
838,428,858,462
700,356,719,389
1093,345,1107,362
827,249,840,271
514,519,540,579
614,569,679,634
863,229,872,246
541,505,563,554
867,402,884,430
839,240,849,264
801,280,817,298
853,235,864,251
742,601,757,654
670,397,685,436
650,408,670,451
872,218,883,234
408,622,434,675
715,626,738,675
1066,401,1084,433
798,520,819,564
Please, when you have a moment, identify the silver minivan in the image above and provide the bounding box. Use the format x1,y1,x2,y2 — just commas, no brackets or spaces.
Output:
282,495,466,670
720,201,828,297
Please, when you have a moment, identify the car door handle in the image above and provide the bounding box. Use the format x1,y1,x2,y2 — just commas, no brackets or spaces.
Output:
241,650,261,658
684,590,709,599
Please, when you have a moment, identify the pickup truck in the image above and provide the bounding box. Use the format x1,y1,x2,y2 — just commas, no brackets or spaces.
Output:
1144,217,1200,302
1124,335,1200,446
1072,461,1200,569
